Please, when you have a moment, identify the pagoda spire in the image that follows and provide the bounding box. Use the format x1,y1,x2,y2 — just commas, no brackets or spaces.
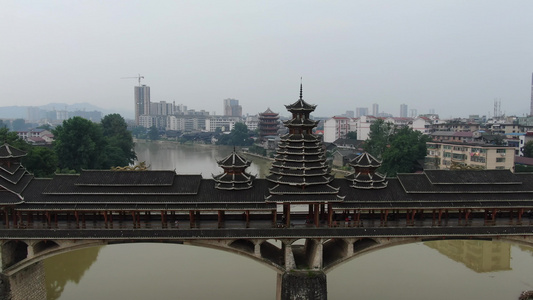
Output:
299,77,303,99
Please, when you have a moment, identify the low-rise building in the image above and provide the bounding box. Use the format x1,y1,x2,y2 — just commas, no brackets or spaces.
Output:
425,141,515,171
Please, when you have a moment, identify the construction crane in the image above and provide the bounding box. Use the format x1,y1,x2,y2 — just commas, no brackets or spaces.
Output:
121,74,144,86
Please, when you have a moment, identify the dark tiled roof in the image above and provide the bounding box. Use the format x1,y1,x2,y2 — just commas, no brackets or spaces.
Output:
0,166,27,184
75,170,176,186
0,174,32,196
43,174,202,195
285,99,316,112
217,151,251,168
0,144,26,159
349,152,382,168
423,170,520,185
0,191,24,205
398,172,533,193
0,163,21,175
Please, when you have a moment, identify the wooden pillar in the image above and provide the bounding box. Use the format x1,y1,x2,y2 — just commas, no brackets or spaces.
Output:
438,209,443,225
161,211,167,227
314,204,320,227
272,210,277,224
518,208,524,223
189,210,195,228
285,204,291,226
245,210,250,225
327,204,333,227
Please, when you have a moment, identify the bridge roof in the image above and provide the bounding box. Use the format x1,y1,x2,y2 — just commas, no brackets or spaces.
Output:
75,170,177,186
41,174,202,195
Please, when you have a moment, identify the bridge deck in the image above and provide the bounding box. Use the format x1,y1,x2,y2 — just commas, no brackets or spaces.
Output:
0,218,531,240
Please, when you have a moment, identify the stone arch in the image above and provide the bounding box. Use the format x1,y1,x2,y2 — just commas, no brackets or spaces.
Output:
33,240,60,254
260,240,283,267
323,238,349,268
229,239,255,254
2,241,29,269
324,237,417,272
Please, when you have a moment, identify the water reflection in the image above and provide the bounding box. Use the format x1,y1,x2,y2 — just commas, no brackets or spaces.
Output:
43,247,101,300
425,240,511,273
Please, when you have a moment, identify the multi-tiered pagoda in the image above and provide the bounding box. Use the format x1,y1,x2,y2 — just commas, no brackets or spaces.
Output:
213,149,255,190
0,144,32,204
266,85,344,226
258,108,280,141
345,152,388,189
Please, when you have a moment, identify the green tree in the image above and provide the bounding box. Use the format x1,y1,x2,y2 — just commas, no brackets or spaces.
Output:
101,114,136,167
216,123,253,146
148,126,159,140
53,117,107,172
24,146,58,178
379,126,431,176
524,141,533,158
0,127,29,150
346,131,357,140
11,119,26,131
363,119,394,158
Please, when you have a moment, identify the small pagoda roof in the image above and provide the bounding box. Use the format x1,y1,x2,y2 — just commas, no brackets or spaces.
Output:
261,108,278,115
285,98,317,112
0,144,27,159
217,150,251,168
350,152,382,168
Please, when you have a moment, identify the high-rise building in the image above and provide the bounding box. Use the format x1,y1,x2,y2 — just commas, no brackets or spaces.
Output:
223,98,242,117
400,104,408,118
409,109,418,118
530,73,533,116
134,85,150,125
372,103,379,116
355,107,368,118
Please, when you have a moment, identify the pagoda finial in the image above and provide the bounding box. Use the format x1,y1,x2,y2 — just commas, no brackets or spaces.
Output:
299,77,303,99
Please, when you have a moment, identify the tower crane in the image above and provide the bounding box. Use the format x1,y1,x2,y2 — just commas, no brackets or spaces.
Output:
121,74,144,86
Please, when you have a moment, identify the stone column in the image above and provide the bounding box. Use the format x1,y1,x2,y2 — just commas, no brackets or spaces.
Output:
276,271,327,300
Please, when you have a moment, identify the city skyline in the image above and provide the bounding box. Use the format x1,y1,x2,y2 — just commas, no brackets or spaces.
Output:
2,1,533,118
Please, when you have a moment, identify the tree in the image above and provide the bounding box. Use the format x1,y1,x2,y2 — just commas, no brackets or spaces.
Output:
379,126,431,176
148,126,159,140
524,141,533,158
24,146,58,178
216,123,253,146
53,117,107,172
101,114,136,167
346,131,357,140
0,128,29,150
363,119,394,158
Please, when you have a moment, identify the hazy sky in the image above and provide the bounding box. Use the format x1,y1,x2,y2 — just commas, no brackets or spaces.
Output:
2,1,532,119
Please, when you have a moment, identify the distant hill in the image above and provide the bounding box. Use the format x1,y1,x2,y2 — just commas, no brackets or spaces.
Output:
0,103,134,120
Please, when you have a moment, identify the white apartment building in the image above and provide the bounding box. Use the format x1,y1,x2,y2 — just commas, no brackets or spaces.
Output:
205,116,241,132
323,116,351,143
426,141,514,171
410,117,432,134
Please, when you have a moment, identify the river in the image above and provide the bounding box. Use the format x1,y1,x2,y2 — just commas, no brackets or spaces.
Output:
43,141,533,299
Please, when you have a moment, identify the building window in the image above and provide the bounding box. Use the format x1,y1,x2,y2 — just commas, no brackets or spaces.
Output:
496,157,505,163
496,149,506,154
495,166,505,170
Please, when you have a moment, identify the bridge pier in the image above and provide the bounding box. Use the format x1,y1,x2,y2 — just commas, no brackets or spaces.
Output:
276,271,327,300
0,262,46,300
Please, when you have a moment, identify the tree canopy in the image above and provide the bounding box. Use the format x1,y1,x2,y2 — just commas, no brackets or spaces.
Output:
216,122,253,146
363,119,394,158
524,140,533,158
364,120,431,176
53,117,107,172
101,114,136,167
